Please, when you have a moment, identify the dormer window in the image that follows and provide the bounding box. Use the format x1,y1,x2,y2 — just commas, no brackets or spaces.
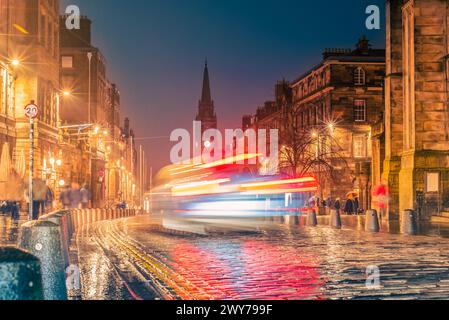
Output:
354,67,366,85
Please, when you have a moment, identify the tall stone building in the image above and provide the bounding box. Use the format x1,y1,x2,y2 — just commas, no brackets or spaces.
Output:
195,61,217,135
60,14,136,207
383,0,449,221
289,37,385,208
0,0,61,193
0,0,16,155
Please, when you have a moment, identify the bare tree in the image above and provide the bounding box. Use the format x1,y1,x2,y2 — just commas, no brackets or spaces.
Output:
279,105,348,196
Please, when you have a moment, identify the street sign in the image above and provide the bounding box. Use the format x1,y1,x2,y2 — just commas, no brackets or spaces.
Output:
24,103,39,119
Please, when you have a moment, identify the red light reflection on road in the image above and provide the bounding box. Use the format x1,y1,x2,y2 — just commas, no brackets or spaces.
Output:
170,240,324,300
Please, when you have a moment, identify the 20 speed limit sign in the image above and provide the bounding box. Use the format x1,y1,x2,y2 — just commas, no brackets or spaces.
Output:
24,103,39,119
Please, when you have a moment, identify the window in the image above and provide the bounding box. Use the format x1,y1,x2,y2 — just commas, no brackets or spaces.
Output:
353,134,367,158
61,56,73,69
354,100,366,122
354,67,366,85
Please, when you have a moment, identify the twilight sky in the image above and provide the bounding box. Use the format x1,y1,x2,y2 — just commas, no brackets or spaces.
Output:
61,0,385,172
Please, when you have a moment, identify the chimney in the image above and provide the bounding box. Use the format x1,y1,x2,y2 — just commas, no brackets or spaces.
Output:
356,35,371,55
60,15,92,47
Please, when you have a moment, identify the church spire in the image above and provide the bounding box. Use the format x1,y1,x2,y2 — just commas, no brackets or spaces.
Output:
201,59,212,104
196,59,217,135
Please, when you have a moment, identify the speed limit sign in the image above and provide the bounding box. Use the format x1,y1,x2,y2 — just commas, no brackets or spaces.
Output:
24,103,39,119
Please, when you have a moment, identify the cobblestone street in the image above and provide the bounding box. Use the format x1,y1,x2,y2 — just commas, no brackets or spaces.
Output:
75,215,449,300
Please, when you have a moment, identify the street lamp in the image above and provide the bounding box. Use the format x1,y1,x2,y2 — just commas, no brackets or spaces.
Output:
11,59,20,67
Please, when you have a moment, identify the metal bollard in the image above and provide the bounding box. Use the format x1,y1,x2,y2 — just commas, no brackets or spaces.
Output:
365,209,380,233
64,211,74,237
18,220,68,300
330,209,342,229
99,209,106,221
81,209,89,228
0,247,44,300
401,209,418,235
39,213,70,269
287,214,299,226
307,210,318,227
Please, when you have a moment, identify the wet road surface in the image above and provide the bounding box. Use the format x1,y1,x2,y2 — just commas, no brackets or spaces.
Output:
76,215,449,300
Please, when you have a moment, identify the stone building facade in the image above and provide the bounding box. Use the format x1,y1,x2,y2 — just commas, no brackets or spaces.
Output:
60,15,138,207
289,38,385,208
383,0,449,221
0,0,62,195
245,38,385,209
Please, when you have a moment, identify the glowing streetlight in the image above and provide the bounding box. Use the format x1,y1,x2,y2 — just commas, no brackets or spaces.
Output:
204,140,212,148
63,90,71,97
56,159,62,167
49,158,55,166
59,179,65,187
11,59,20,67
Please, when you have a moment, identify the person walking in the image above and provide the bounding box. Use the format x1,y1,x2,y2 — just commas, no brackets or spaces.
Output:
344,195,355,215
80,184,91,209
334,198,341,213
70,183,82,209
31,178,48,220
46,185,54,212
60,185,71,209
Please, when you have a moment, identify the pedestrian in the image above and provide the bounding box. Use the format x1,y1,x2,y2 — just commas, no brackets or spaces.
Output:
70,182,82,209
344,196,355,215
46,185,54,212
334,198,341,212
60,185,71,209
354,196,360,215
31,178,48,220
80,184,91,209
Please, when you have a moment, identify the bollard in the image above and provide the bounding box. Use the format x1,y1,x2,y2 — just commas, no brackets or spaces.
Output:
80,209,87,226
330,209,342,229
365,209,380,233
54,211,73,239
307,210,318,227
77,210,84,229
401,209,418,235
287,214,299,226
63,211,73,237
18,220,68,300
100,209,106,222
71,210,78,233
39,213,70,268
0,247,44,300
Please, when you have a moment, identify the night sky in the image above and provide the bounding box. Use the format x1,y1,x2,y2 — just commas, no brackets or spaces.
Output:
60,0,385,172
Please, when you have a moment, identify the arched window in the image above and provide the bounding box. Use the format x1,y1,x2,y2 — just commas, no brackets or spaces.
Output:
354,67,366,85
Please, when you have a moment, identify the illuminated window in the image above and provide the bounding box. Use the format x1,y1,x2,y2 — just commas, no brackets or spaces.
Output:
61,56,73,69
354,100,366,122
354,67,366,85
353,134,367,158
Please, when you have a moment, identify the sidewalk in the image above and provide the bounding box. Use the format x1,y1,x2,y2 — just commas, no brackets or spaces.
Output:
316,214,449,238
